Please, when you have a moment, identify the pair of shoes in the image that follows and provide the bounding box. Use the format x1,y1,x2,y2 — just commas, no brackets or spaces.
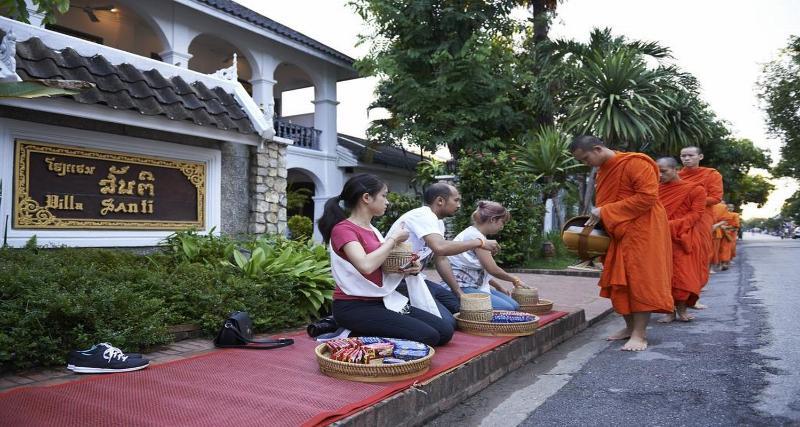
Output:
67,343,150,374
315,327,351,342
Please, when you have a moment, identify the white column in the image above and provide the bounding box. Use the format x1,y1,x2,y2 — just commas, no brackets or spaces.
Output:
159,22,194,68
313,71,338,154
250,77,276,118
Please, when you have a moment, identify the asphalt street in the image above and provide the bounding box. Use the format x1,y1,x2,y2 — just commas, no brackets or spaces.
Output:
428,236,800,426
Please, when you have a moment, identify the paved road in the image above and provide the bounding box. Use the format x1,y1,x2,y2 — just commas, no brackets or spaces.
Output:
428,239,800,426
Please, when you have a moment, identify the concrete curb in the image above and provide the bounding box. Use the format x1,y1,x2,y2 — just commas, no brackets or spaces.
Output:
508,268,601,278
336,310,588,426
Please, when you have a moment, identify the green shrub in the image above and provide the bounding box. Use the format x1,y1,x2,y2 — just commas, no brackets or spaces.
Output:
453,150,546,266
373,192,422,234
0,231,336,372
287,215,313,241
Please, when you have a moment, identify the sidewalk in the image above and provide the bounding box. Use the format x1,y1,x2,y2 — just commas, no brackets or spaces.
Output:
0,271,610,424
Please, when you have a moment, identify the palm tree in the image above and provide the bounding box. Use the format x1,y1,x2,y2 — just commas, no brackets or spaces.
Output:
513,126,582,230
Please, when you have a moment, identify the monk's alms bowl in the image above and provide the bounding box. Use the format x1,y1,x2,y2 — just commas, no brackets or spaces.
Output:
561,215,610,260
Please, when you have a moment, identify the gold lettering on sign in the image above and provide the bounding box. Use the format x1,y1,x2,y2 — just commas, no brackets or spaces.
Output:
137,170,155,197
99,165,130,194
44,157,96,176
100,198,154,216
45,195,84,211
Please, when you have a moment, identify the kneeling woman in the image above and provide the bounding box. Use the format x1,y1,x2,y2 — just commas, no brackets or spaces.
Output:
319,173,453,347
449,201,532,310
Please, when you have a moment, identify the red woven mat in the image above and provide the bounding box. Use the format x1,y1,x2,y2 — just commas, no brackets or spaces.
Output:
0,311,568,427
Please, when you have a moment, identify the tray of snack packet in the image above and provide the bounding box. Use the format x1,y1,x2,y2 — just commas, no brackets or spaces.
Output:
315,337,435,382
455,310,540,336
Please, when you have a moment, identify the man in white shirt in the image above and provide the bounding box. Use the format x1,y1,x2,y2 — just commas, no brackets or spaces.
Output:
388,183,500,325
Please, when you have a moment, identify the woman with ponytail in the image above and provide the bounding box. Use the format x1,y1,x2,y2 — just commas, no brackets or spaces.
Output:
448,201,533,310
321,173,453,347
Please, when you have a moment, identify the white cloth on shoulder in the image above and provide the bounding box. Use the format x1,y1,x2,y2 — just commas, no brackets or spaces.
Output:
329,224,441,317
448,226,493,293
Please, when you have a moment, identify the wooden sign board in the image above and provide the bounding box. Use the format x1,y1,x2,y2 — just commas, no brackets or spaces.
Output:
13,140,206,230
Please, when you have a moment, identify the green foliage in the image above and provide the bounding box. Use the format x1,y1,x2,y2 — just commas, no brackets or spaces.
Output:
0,248,171,370
781,191,800,224
227,236,334,319
286,187,313,213
758,35,800,179
162,227,234,266
373,192,421,234
351,0,528,157
411,158,446,191
0,0,69,25
0,232,335,372
701,137,772,209
287,215,313,241
453,151,545,266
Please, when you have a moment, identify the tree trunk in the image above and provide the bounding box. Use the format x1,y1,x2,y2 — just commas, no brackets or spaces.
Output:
531,0,552,44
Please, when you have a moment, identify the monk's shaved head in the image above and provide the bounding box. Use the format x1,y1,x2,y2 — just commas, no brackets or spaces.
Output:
657,157,679,169
569,135,606,153
682,146,702,155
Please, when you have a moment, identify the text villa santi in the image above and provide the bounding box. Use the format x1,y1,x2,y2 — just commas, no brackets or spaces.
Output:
45,159,156,216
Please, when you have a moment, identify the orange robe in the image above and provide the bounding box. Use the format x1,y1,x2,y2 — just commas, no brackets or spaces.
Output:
710,203,728,265
596,152,673,315
678,166,723,278
719,211,740,262
659,180,707,307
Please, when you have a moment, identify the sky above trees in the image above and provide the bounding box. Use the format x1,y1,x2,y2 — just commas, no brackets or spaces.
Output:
236,0,799,218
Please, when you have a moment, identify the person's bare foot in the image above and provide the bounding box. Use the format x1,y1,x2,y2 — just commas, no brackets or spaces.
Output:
691,302,708,310
676,311,694,322
657,312,675,323
621,336,648,351
607,328,632,341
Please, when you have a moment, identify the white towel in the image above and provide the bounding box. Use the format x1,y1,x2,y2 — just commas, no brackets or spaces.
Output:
329,225,441,317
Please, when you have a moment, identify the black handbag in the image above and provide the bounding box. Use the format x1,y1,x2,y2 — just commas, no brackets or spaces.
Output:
306,315,338,338
214,311,294,349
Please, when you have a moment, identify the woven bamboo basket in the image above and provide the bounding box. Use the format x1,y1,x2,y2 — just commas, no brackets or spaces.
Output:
315,343,434,383
511,287,539,305
518,299,554,315
459,293,493,322
455,311,539,337
561,215,610,260
382,242,414,273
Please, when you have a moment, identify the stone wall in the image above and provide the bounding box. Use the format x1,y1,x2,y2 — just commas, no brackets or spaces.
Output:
219,141,250,236
248,141,288,235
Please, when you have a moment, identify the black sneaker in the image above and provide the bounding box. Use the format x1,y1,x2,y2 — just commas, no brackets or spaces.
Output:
67,343,149,373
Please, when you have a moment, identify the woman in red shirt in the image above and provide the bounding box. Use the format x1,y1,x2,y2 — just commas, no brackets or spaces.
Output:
319,174,454,346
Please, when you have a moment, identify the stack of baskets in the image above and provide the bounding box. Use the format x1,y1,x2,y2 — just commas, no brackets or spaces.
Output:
459,293,493,322
512,287,554,314
381,242,414,273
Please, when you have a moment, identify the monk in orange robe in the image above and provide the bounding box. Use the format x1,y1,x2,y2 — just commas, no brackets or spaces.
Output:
678,146,724,309
656,157,707,322
718,203,740,270
678,146,723,281
711,202,729,270
570,136,673,351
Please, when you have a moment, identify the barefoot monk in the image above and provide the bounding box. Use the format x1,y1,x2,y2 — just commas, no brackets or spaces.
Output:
569,136,673,351
718,203,740,270
656,157,707,323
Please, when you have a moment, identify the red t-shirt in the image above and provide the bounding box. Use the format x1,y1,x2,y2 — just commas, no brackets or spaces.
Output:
331,220,383,301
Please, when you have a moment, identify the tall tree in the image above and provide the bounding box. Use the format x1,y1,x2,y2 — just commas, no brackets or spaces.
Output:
351,0,527,158
0,0,69,24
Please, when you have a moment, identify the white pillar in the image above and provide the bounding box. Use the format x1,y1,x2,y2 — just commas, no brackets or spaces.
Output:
159,21,194,68
250,77,276,118
313,71,338,154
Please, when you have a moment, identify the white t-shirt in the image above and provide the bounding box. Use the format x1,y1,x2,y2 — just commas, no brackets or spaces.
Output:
387,206,444,265
448,226,490,291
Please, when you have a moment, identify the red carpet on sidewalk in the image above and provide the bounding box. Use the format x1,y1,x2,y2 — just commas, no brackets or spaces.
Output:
0,311,567,427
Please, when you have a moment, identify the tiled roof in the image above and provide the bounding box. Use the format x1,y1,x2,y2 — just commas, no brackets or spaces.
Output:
195,0,355,65
10,32,255,135
338,134,424,171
